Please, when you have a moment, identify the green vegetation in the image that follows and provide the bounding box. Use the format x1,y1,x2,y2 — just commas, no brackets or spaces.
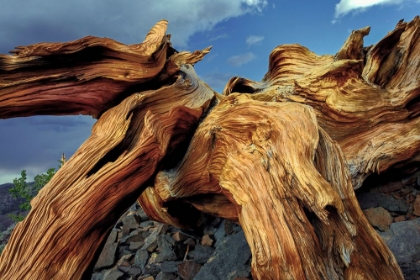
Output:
0,157,65,256
8,159,64,222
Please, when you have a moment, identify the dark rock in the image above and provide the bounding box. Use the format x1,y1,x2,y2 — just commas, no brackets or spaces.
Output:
116,254,133,273
134,249,149,271
127,266,142,277
398,261,420,280
117,264,131,273
116,244,131,258
358,192,409,213
137,207,150,221
117,253,133,263
142,231,159,253
139,221,155,228
378,218,420,263
103,269,124,280
224,220,236,235
213,221,226,247
155,271,177,280
92,271,106,280
108,229,119,244
187,244,214,264
124,230,146,243
193,230,251,280
129,240,145,251
161,261,182,273
143,263,162,275
95,242,118,270
141,224,168,253
122,214,141,236
155,235,177,262
178,261,202,280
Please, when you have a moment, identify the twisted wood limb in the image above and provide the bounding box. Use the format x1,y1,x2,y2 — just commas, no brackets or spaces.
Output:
141,94,403,279
0,64,215,279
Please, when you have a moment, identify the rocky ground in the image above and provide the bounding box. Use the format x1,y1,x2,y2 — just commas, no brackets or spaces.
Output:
1,169,420,279
92,205,252,280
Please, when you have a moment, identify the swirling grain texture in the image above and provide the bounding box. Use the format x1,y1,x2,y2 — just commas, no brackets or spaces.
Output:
222,16,420,189
1,17,419,280
0,20,215,278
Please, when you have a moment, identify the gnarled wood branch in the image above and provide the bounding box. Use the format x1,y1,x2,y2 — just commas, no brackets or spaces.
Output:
0,20,174,119
1,17,419,279
221,16,420,189
0,52,215,278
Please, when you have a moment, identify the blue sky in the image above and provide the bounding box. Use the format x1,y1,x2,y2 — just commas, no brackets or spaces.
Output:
0,0,419,183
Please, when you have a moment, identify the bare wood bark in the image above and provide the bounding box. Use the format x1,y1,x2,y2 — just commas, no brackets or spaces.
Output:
141,94,403,279
221,16,420,189
0,20,174,119
0,60,215,278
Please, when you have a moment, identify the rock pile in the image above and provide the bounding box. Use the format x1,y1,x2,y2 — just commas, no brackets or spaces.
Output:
92,204,252,280
356,169,420,279
1,171,420,279
92,169,420,280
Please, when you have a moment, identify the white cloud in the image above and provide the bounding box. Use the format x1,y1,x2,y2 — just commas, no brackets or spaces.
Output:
246,35,264,46
0,0,268,52
334,0,405,18
227,52,256,66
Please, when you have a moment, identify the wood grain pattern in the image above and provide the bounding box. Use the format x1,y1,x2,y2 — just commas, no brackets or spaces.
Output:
1,17,419,279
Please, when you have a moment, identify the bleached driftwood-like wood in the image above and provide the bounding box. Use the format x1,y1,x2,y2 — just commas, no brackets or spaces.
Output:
1,17,419,279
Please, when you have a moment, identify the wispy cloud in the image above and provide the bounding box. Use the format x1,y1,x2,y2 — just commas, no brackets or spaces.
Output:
246,35,264,46
209,34,228,41
0,0,268,53
334,0,405,19
227,52,256,67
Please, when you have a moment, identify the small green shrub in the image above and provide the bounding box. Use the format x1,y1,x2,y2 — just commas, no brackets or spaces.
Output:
8,158,64,222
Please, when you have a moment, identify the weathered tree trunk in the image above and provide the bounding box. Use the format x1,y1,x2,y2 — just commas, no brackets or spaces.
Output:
0,21,215,279
1,16,419,279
